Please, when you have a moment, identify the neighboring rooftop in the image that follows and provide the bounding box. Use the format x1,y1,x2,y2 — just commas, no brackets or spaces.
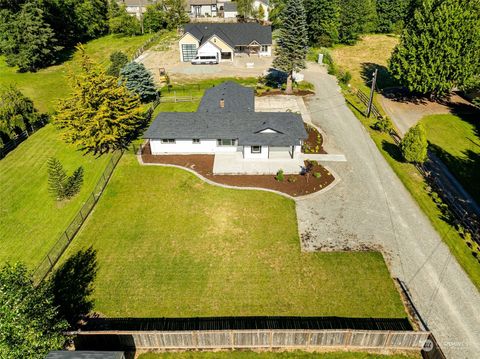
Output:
183,23,272,47
223,2,237,12
198,81,254,113
144,82,307,147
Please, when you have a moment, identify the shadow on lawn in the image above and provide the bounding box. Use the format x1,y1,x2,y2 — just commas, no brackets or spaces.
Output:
49,246,98,328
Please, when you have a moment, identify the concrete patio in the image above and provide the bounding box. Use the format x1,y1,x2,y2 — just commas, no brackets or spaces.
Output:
213,152,346,175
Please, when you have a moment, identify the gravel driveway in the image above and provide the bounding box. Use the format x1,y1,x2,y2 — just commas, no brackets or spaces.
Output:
297,64,480,358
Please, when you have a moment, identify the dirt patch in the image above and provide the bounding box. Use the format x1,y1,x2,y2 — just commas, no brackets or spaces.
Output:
141,145,335,197
302,123,326,154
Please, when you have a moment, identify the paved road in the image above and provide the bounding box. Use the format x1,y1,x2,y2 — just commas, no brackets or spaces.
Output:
297,64,480,358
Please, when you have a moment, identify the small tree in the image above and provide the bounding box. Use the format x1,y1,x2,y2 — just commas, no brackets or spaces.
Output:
0,85,39,138
0,263,68,358
49,247,98,327
47,157,84,200
237,0,254,19
120,62,157,102
106,51,129,77
272,0,308,94
400,123,428,164
55,46,144,155
165,0,189,29
257,4,265,21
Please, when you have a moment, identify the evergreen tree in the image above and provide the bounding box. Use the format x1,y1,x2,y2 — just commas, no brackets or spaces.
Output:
257,3,265,21
0,263,68,358
304,0,340,46
54,47,144,155
389,0,480,97
120,62,157,102
2,1,59,71
47,157,67,200
338,0,363,44
0,86,39,138
272,0,308,94
376,0,411,33
400,123,428,163
106,51,129,77
268,0,285,28
63,166,84,199
237,0,254,18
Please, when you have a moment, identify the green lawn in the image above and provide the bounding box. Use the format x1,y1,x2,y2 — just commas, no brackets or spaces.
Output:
0,125,111,266
421,113,480,204
62,151,406,318
0,34,153,113
138,351,419,359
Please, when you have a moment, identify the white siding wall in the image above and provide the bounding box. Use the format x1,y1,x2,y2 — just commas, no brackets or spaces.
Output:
243,145,269,159
293,145,302,158
197,42,221,59
224,10,237,18
150,139,238,154
191,5,216,16
259,45,271,57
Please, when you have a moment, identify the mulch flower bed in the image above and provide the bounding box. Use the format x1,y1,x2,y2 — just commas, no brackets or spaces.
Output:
141,146,335,197
302,123,326,154
256,89,315,97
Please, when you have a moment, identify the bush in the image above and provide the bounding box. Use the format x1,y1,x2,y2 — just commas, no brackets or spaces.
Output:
313,172,322,179
339,70,352,85
47,157,84,201
374,116,393,133
400,123,428,164
275,169,285,182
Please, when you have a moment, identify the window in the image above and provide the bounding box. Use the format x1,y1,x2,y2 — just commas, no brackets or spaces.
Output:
181,44,197,62
261,45,268,53
251,146,262,154
192,139,201,144
217,139,237,146
161,139,175,144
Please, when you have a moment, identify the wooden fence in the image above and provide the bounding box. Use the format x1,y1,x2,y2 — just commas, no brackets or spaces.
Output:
0,117,48,159
73,330,429,351
356,90,382,119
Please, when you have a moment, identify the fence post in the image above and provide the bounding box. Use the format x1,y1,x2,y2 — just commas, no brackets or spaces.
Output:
64,231,70,242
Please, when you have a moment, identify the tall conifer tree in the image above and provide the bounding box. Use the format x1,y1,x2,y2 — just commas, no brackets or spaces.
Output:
55,47,144,155
389,0,480,97
304,0,340,46
273,0,308,94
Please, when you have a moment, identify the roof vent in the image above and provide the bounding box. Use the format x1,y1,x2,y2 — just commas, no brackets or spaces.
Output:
220,98,225,108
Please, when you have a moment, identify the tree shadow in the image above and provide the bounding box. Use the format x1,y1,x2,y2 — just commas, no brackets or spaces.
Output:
49,246,98,328
360,63,399,91
381,140,404,163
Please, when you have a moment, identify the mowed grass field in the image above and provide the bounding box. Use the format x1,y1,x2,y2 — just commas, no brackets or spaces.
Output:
0,34,153,113
62,152,407,318
0,125,111,266
421,113,480,204
138,351,420,359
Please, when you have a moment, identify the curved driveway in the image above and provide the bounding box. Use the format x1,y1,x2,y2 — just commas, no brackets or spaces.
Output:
297,64,480,358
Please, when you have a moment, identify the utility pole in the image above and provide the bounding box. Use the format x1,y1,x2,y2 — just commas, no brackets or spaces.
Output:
366,68,378,118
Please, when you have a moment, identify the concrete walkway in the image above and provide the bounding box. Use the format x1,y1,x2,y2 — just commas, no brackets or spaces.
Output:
297,64,480,358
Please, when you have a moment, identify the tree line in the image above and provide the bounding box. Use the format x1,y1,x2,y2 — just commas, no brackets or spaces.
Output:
0,0,188,72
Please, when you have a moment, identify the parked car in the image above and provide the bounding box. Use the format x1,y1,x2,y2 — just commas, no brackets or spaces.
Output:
191,55,219,65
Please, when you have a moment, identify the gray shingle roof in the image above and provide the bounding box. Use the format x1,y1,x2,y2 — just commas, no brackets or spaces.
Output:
144,81,307,147
45,351,124,359
198,81,254,113
183,23,272,48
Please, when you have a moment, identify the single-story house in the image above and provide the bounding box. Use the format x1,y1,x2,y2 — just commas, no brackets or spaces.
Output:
223,1,237,18
179,23,272,62
188,0,219,17
45,351,125,359
144,82,307,159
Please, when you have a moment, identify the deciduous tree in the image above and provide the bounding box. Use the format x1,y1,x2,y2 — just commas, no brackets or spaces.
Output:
54,47,144,155
237,0,254,19
272,0,307,94
389,0,480,97
0,86,39,138
0,263,68,358
143,3,168,32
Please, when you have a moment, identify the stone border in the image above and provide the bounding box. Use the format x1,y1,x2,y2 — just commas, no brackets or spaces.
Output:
137,153,340,201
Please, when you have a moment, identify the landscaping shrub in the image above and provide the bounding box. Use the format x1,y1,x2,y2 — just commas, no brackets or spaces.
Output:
275,169,285,182
313,172,322,179
374,116,394,134
400,123,428,164
339,70,352,85
106,51,129,77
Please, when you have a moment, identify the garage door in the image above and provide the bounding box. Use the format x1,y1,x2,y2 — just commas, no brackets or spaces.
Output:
182,44,197,62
